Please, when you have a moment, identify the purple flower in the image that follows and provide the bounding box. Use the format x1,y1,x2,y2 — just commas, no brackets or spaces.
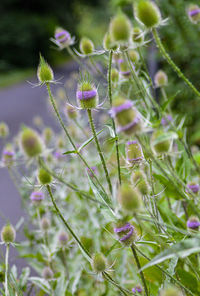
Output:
2,150,14,165
114,223,135,242
187,218,200,229
30,191,44,203
117,117,140,133
161,115,173,126
109,101,133,118
132,286,143,294
187,183,199,194
55,30,70,43
76,90,97,101
189,9,200,16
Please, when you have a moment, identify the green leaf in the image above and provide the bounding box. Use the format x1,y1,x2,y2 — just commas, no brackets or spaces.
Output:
161,90,180,111
140,237,200,271
77,128,105,152
29,277,51,293
105,124,115,138
63,150,77,155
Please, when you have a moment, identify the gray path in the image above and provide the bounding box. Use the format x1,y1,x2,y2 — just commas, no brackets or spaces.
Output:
0,61,77,270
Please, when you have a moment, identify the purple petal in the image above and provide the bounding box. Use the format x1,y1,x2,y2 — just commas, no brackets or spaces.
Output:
189,9,200,16
76,90,97,101
109,100,133,118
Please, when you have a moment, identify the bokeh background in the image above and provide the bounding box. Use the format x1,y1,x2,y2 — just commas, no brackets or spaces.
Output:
1,0,200,269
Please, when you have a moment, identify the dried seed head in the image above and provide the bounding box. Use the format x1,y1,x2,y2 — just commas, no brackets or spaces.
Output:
134,0,161,28
92,253,107,273
80,37,94,55
0,122,9,138
20,128,43,158
109,13,132,44
187,4,200,24
42,267,54,280
76,81,98,109
132,170,149,195
1,224,16,243
103,32,118,50
37,56,54,83
41,217,50,231
151,129,171,154
132,27,144,43
154,70,168,87
126,140,144,164
118,183,142,213
38,168,52,185
160,286,183,296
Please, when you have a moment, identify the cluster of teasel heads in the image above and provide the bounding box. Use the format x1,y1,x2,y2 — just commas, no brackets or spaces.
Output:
2,0,200,295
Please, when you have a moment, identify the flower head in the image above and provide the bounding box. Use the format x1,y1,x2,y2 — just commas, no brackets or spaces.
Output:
109,13,132,44
0,122,9,138
118,183,142,213
2,149,14,166
58,231,69,247
30,191,45,204
134,0,161,29
126,140,144,164
1,224,16,243
37,55,54,84
187,5,200,24
187,216,200,230
76,80,98,109
114,221,137,246
154,70,168,88
51,27,75,49
187,182,199,194
92,253,107,273
80,37,94,55
20,128,43,158
132,170,150,195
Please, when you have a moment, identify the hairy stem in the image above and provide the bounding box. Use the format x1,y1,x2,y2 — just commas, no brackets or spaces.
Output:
5,243,9,296
108,50,121,185
131,244,149,296
87,109,113,194
153,28,200,98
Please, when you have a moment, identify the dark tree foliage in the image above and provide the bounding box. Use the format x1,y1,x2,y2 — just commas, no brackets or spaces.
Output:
0,0,101,70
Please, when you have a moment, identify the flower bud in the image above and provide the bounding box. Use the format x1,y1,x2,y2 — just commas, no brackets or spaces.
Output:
65,104,77,119
160,286,183,296
187,5,200,24
0,122,9,138
58,231,69,247
80,37,94,55
154,70,168,88
134,0,161,28
37,56,54,83
1,224,16,243
132,170,150,195
41,217,50,231
103,32,118,51
151,129,171,154
2,149,14,166
76,81,98,109
30,191,45,204
187,216,200,230
111,68,119,83
126,140,144,164
38,168,52,185
186,182,199,194
92,253,107,273
129,50,139,63
114,221,137,246
109,96,142,135
132,285,143,294
118,184,142,213
42,267,54,280
132,27,144,43
20,128,43,157
43,127,53,144
109,13,132,44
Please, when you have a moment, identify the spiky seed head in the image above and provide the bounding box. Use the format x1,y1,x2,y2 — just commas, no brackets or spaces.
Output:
118,183,142,213
37,55,54,83
1,224,16,243
20,128,43,157
92,253,107,273
0,122,9,138
132,27,144,43
80,37,94,55
76,80,98,109
38,168,52,185
154,70,168,87
134,0,161,28
109,13,132,44
151,129,171,154
126,140,144,164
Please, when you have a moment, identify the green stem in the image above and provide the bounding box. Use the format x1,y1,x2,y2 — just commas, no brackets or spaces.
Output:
131,244,149,296
153,28,200,98
5,243,9,296
108,50,121,185
87,109,113,194
46,185,91,258
46,83,106,194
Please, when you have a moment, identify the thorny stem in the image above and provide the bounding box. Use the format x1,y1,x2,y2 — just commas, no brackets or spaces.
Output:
87,109,113,194
131,244,149,296
108,50,121,185
153,28,200,99
5,243,9,296
46,83,106,194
